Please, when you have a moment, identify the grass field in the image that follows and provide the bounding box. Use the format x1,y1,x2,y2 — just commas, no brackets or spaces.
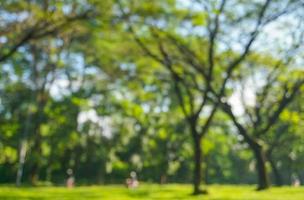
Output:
0,184,303,200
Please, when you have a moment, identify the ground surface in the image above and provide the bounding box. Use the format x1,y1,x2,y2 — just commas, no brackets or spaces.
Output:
0,184,303,200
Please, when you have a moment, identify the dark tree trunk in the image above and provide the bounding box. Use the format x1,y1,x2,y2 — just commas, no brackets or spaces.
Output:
252,144,270,190
193,136,202,194
29,113,43,185
29,136,42,185
192,133,207,195
29,93,46,185
221,103,271,190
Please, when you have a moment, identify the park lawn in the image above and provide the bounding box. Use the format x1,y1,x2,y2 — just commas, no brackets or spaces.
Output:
0,184,303,200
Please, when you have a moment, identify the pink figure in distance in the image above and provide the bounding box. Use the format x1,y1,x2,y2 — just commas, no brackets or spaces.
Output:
66,168,75,188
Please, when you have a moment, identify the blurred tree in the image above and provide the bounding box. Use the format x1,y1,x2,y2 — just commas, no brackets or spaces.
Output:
0,0,93,63
116,0,303,192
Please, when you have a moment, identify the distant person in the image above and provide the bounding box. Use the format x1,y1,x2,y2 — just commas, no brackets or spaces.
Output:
126,171,139,188
293,179,301,187
66,168,75,188
291,174,301,187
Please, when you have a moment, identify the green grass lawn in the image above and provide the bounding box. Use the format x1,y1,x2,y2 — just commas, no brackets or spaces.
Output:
0,184,303,200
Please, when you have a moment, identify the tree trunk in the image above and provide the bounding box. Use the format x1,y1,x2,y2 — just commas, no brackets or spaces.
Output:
193,136,201,194
16,101,33,186
252,144,270,190
221,104,270,190
29,93,46,185
29,128,42,185
192,134,207,195
16,140,27,186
